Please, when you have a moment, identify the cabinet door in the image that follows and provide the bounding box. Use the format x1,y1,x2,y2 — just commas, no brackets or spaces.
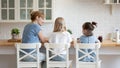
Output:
1,0,15,20
38,0,52,22
19,0,33,20
46,0,52,20
105,0,120,4
0,0,53,22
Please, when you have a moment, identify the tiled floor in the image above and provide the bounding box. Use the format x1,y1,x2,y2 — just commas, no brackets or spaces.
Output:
69,47,76,68
70,54,76,68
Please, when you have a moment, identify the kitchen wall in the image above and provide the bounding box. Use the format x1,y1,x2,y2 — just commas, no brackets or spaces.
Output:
0,0,120,39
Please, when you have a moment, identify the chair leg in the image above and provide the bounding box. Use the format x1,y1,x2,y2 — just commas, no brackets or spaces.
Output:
70,64,72,68
39,63,41,68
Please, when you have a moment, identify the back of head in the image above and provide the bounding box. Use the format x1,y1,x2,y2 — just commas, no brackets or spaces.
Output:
82,22,97,36
30,11,44,22
53,17,66,32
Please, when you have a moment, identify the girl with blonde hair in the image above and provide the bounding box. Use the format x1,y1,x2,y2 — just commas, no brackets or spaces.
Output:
53,17,66,32
49,17,72,61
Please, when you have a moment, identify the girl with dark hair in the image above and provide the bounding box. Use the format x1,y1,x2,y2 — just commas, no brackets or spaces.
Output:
82,22,97,37
79,22,100,62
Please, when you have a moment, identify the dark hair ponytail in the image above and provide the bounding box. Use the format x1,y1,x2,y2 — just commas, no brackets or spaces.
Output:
92,21,97,27
82,22,97,36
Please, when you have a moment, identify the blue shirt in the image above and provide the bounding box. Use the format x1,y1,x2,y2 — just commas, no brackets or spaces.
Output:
79,35,99,62
22,23,41,43
21,23,42,61
80,35,99,43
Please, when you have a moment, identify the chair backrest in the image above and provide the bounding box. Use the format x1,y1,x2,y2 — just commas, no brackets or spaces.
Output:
74,43,101,68
15,43,41,68
45,43,70,68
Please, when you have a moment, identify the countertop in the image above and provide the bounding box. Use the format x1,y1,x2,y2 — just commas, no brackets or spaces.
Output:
1,39,120,55
0,39,21,46
0,39,120,46
101,40,120,46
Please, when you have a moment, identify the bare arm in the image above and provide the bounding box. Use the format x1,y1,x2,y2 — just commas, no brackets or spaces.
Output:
38,31,48,43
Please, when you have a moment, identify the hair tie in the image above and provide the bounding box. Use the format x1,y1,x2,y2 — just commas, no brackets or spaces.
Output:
92,21,97,28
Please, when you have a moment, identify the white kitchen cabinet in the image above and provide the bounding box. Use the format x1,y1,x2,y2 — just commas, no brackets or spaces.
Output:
0,0,15,22
104,0,120,15
19,0,33,21
0,0,53,23
38,0,53,22
105,0,120,4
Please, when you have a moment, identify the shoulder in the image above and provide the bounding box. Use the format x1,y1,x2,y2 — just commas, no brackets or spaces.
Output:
90,35,99,42
80,35,87,39
33,23,40,28
31,23,41,30
90,35,97,39
49,32,56,36
49,32,60,37
63,31,71,35
25,23,40,28
92,35,99,42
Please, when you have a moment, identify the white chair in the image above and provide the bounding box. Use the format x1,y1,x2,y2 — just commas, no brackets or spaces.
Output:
45,43,72,68
15,43,41,68
74,43,101,68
